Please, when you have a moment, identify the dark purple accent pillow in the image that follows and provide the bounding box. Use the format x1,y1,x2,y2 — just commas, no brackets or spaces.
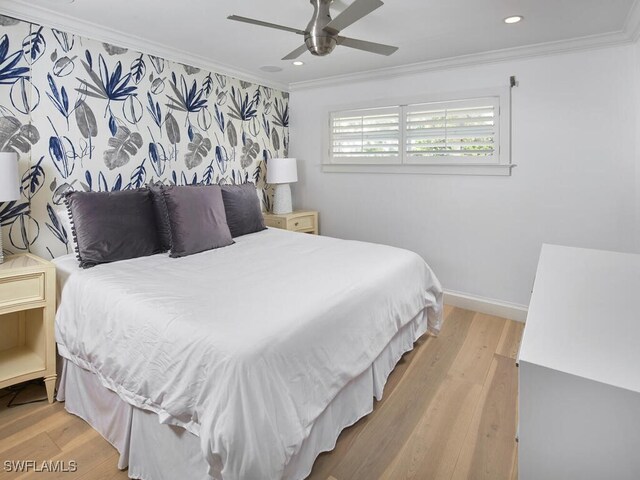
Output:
65,189,162,269
161,184,234,258
149,182,172,252
220,183,266,238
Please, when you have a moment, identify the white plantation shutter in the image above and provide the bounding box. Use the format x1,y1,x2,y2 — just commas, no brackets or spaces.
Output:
325,89,511,175
330,107,401,163
405,97,499,164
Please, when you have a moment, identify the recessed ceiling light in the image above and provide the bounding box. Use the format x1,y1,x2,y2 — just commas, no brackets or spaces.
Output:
292,61,304,66
260,65,283,73
504,15,523,24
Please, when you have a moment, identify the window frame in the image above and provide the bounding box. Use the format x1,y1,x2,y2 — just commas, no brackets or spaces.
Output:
323,87,513,176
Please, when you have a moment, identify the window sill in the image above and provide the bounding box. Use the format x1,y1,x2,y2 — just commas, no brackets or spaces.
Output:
321,163,516,176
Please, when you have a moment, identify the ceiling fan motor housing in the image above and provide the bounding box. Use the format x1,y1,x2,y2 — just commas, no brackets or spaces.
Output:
306,0,338,56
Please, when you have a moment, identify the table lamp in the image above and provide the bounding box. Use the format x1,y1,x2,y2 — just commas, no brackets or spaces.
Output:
266,158,298,214
0,152,20,264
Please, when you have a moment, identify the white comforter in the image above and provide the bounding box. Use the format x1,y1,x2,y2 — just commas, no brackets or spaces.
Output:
55,228,443,480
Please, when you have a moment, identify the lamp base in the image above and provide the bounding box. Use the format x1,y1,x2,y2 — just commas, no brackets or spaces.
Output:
272,184,293,215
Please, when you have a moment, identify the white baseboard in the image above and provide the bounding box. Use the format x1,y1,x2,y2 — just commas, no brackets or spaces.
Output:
444,289,528,323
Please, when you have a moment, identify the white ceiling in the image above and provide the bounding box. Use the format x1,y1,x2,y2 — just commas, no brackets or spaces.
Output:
2,0,639,89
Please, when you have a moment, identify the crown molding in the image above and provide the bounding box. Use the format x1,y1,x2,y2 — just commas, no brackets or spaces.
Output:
624,0,640,42
290,0,640,91
0,0,290,92
290,30,636,91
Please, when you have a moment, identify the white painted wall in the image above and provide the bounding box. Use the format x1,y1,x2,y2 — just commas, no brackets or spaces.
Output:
289,45,638,307
635,41,640,254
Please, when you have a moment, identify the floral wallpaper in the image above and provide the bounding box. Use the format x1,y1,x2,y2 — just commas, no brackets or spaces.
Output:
0,15,289,259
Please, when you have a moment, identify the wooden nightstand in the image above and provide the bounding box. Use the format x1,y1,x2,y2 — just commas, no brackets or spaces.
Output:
263,210,319,235
0,254,56,403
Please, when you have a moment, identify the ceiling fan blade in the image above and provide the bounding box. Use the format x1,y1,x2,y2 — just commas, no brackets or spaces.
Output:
227,15,306,36
331,0,349,13
337,36,398,56
324,0,384,34
282,44,309,60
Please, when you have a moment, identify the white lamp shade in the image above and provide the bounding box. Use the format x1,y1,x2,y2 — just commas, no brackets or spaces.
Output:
0,152,20,202
267,158,298,184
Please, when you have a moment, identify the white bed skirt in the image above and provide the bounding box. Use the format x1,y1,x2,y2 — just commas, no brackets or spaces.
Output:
56,310,428,480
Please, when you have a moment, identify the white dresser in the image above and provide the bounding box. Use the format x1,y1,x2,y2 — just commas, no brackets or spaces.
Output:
519,244,640,480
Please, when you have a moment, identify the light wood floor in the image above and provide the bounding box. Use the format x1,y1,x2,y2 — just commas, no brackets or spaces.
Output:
0,306,523,480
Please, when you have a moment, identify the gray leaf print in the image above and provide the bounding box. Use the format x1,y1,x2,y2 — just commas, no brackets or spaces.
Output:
75,101,98,139
165,113,181,145
52,56,76,77
0,117,40,153
52,181,75,205
151,77,165,94
183,64,201,75
103,42,128,55
0,15,19,26
185,133,211,169
227,121,237,147
216,91,227,106
149,55,165,74
104,126,143,170
19,124,40,147
241,138,259,168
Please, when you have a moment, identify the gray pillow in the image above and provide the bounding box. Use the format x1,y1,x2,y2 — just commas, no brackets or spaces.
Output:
149,182,172,251
220,183,266,238
161,184,234,258
65,189,162,268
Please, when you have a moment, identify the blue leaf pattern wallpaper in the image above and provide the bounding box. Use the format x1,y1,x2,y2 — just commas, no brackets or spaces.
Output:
0,15,289,259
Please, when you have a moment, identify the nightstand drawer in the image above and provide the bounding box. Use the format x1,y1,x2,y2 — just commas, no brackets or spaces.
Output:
265,217,286,229
263,210,319,235
0,273,46,310
288,215,314,231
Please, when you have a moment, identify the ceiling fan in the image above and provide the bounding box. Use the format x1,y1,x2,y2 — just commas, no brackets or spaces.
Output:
228,0,398,60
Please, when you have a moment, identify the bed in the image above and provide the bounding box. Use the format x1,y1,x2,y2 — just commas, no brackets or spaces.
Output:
54,227,443,480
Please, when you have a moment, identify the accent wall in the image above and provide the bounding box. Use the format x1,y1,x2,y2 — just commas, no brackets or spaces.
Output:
0,15,290,259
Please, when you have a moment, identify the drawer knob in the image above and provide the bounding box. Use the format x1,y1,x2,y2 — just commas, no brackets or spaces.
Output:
295,222,299,226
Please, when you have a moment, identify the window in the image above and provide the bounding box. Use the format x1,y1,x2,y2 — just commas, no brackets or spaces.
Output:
405,98,498,164
324,88,512,175
330,107,401,164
